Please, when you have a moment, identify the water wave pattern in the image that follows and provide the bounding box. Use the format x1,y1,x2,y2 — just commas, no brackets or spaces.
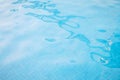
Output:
0,0,120,80
11,0,120,68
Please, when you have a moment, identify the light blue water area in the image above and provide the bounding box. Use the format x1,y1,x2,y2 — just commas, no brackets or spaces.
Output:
0,0,120,80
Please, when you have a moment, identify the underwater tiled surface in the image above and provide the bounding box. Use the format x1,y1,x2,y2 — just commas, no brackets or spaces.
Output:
0,0,120,80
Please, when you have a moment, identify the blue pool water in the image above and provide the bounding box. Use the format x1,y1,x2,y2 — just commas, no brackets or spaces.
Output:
0,0,120,80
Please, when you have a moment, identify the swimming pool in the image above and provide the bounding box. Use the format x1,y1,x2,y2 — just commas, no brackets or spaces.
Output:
0,0,120,80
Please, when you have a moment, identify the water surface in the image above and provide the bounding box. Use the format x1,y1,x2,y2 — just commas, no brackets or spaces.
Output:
0,0,120,80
